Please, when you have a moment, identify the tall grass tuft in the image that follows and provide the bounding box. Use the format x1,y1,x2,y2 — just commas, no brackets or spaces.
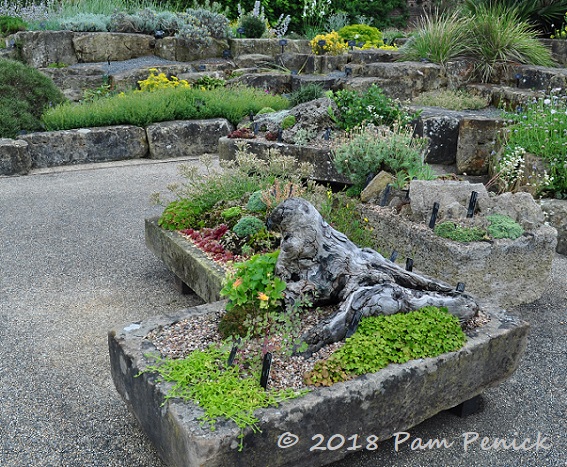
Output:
399,11,471,65
466,3,555,83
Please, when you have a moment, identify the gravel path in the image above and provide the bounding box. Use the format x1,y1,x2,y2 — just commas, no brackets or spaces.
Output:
1,158,565,466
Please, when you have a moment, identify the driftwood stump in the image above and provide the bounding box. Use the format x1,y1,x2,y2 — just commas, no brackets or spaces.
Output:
267,198,479,353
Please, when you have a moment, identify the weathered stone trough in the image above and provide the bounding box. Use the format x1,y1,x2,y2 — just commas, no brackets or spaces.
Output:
109,301,529,467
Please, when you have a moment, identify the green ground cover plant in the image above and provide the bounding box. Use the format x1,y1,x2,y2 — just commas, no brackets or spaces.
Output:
332,125,434,190
412,89,489,110
0,58,66,138
305,306,466,386
434,215,523,242
434,221,487,242
42,84,289,130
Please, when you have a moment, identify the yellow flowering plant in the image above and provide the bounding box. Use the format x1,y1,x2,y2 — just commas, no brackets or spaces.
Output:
137,68,191,92
311,31,348,55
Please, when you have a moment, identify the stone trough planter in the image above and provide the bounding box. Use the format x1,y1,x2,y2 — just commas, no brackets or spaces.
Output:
109,301,529,467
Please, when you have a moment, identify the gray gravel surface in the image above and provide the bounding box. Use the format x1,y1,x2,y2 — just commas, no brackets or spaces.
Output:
1,158,566,466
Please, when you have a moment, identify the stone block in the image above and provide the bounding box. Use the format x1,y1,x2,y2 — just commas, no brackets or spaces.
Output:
456,115,505,175
145,218,225,303
109,300,529,467
290,74,340,92
229,39,311,57
0,138,30,176
40,65,109,102
218,137,350,184
19,126,148,168
412,107,461,165
73,32,155,63
541,39,567,66
229,72,291,94
360,171,396,203
540,198,567,255
508,65,567,91
12,31,77,68
315,54,348,73
146,119,234,159
275,53,316,74
153,37,227,62
233,53,274,68
358,203,557,307
348,49,400,64
358,62,447,100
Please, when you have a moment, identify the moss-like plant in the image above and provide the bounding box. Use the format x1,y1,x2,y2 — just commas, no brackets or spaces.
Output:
221,206,242,220
281,114,296,130
246,191,267,213
232,216,265,238
434,221,487,242
487,214,524,239
305,306,466,386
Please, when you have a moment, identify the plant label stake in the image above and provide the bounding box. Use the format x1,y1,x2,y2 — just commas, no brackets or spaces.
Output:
389,250,398,262
279,38,287,54
405,258,413,272
346,309,363,338
237,27,245,37
348,39,356,50
260,352,272,389
515,73,522,88
456,282,466,293
344,66,352,78
379,184,392,207
466,191,478,218
277,128,283,142
227,339,241,367
223,49,231,59
249,110,254,122
324,127,331,140
198,64,206,71
429,202,440,229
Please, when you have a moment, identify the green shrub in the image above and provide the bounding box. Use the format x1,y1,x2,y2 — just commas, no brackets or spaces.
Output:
338,24,383,47
434,221,487,242
487,214,524,240
185,8,229,39
42,85,289,130
329,84,410,131
305,306,466,386
332,125,433,189
232,216,265,238
287,83,323,107
257,107,275,115
246,191,267,212
221,206,242,219
239,14,265,38
281,114,296,130
332,0,408,29
0,15,26,35
0,58,66,138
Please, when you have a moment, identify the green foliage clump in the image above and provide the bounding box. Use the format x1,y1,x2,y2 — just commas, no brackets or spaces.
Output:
487,214,524,240
221,206,242,220
0,58,66,138
0,15,26,35
338,24,383,47
193,75,226,90
246,191,267,212
142,344,303,439
332,125,434,190
400,6,554,83
232,215,265,238
281,114,296,130
434,221,487,243
239,14,266,38
333,0,408,30
42,85,289,130
257,107,275,115
159,198,204,231
412,89,489,111
185,8,229,39
329,84,411,131
58,13,110,32
305,306,466,387
220,251,286,314
288,83,324,107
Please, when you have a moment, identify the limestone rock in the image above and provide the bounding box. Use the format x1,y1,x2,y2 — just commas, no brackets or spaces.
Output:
73,32,155,62
153,37,227,62
146,119,234,159
233,53,274,68
412,107,461,165
360,171,396,203
228,72,291,94
40,65,109,102
456,115,505,175
540,198,567,255
228,38,311,57
275,53,316,74
12,31,77,68
19,126,148,168
283,97,338,144
408,179,490,223
0,139,30,176
486,192,545,231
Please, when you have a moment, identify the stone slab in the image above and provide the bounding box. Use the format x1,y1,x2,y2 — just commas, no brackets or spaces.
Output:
12,30,78,68
146,119,234,159
72,32,155,63
358,204,557,308
229,39,311,57
145,217,225,303
540,198,567,255
0,138,30,176
109,301,529,467
218,136,350,184
19,125,148,168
